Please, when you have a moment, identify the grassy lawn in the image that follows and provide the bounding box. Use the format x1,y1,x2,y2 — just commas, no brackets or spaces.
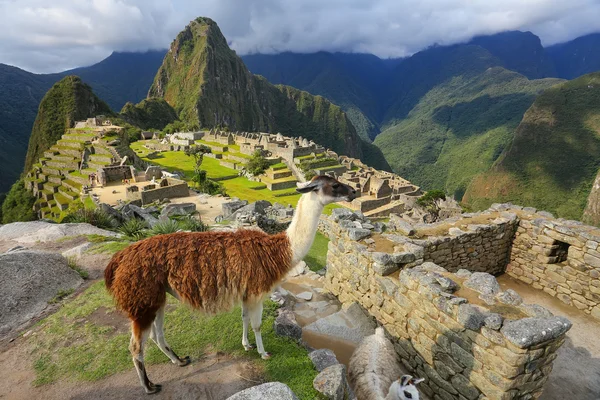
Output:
31,281,322,399
304,232,330,272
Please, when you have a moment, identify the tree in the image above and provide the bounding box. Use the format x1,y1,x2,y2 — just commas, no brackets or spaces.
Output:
1,179,37,223
183,144,225,195
245,150,270,176
416,189,447,222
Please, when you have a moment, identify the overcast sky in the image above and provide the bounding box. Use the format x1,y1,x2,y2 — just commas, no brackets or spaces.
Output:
1,0,599,73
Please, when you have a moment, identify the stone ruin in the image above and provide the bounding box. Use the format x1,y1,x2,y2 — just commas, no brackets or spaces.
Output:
316,204,600,399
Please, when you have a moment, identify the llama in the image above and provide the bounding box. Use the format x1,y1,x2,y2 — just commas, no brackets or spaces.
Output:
349,327,424,400
104,175,356,394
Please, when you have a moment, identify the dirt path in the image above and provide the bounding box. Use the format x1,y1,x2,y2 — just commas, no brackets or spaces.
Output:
0,337,257,400
498,275,600,400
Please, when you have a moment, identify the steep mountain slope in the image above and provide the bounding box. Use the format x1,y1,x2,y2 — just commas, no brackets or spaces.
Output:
375,61,562,199
464,73,600,220
119,98,178,130
149,17,390,170
468,31,556,79
243,52,395,140
0,65,56,194
547,33,600,79
24,76,112,172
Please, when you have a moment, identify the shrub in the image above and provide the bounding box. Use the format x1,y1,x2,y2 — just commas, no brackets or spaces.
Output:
118,218,149,240
62,209,117,230
246,150,270,176
176,216,209,232
151,219,181,235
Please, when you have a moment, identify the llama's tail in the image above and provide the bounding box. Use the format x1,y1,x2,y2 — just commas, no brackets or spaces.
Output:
104,256,120,293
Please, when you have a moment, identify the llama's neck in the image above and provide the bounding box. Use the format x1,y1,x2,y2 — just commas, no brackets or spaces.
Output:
286,192,324,266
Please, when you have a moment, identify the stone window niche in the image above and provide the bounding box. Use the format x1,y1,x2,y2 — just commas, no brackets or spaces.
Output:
549,240,570,263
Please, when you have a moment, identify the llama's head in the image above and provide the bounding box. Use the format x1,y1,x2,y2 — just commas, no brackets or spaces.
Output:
388,375,424,400
296,175,356,205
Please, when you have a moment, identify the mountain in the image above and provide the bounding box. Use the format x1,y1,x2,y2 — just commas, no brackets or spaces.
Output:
468,31,556,79
0,51,165,194
23,76,112,172
119,98,178,130
374,47,562,199
464,72,600,220
149,17,390,170
243,52,397,140
547,33,600,79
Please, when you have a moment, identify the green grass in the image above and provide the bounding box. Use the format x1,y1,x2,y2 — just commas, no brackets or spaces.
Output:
304,232,329,272
89,241,132,254
30,281,322,398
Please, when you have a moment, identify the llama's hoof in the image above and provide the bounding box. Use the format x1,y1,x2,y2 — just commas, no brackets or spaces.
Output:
261,352,272,360
178,356,191,367
145,383,162,395
243,343,255,351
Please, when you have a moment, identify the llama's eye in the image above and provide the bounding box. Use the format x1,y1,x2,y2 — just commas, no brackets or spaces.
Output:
403,391,412,399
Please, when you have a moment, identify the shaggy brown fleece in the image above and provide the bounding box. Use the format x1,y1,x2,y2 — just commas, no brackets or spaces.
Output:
105,230,292,331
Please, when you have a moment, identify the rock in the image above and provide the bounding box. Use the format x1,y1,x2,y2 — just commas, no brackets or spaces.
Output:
455,269,472,279
313,364,353,400
226,382,299,400
124,204,159,227
391,252,416,264
99,203,123,222
484,313,503,330
537,211,555,218
296,292,313,301
449,227,465,236
309,349,340,372
464,272,500,296
304,302,375,344
389,214,416,235
232,200,272,220
61,242,94,259
222,200,248,218
519,304,554,318
274,309,302,340
371,252,393,265
372,222,385,233
501,317,572,348
373,262,400,276
4,246,26,253
457,304,488,331
288,261,308,277
347,228,371,241
160,203,197,219
496,289,523,306
0,221,119,243
0,251,83,336
331,208,354,222
362,223,375,230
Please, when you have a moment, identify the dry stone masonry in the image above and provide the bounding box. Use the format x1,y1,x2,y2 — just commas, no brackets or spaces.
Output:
318,205,593,399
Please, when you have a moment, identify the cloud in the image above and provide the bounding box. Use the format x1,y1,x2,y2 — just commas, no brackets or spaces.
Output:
1,0,599,73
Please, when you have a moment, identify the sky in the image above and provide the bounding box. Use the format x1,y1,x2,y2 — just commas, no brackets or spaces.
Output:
1,0,599,73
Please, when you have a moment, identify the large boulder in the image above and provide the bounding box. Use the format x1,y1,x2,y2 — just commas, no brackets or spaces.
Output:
0,250,83,336
274,309,302,340
222,200,248,219
313,364,354,400
123,204,160,227
159,203,197,219
0,221,119,243
303,302,375,344
226,382,299,400
309,349,340,372
231,200,272,220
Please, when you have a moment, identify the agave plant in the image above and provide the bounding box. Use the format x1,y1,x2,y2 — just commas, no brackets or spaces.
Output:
118,218,149,240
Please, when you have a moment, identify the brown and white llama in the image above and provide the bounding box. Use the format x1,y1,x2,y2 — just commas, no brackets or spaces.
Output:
349,327,424,400
104,175,356,394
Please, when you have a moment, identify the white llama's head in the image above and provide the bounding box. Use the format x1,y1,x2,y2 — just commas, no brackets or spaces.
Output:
389,375,425,400
296,175,356,205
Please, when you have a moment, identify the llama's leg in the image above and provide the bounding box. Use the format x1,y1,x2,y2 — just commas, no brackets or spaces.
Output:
241,302,255,351
248,301,271,359
130,321,161,395
150,305,191,367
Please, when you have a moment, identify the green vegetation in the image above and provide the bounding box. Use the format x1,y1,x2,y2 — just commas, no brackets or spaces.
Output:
464,72,600,220
48,288,75,304
31,281,321,398
375,66,562,200
246,150,270,176
148,17,389,171
1,179,37,223
304,232,330,272
119,98,178,130
118,218,149,240
66,256,89,279
61,208,117,230
24,76,112,172
416,189,447,220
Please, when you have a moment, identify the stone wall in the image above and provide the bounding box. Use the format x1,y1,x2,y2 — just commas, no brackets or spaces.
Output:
139,178,188,205
321,213,571,399
97,165,135,186
505,206,600,319
419,214,518,275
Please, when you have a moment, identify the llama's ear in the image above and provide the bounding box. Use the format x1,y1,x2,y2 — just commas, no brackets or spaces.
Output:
296,180,320,193
412,378,425,385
